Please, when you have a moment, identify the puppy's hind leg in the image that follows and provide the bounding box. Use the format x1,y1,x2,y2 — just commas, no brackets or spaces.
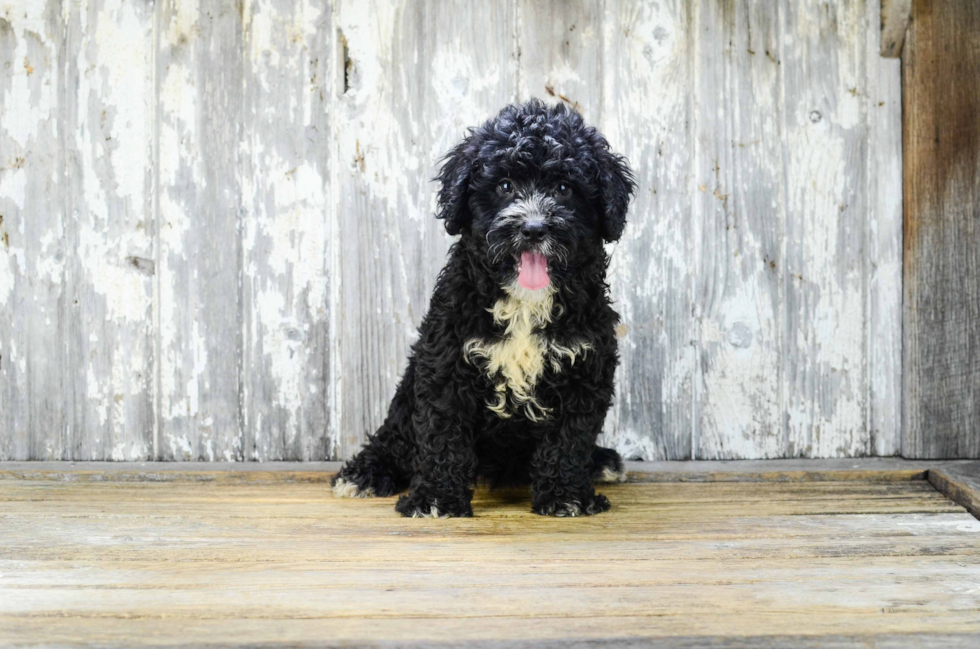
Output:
332,385,415,498
332,429,410,498
334,362,420,498
591,445,627,484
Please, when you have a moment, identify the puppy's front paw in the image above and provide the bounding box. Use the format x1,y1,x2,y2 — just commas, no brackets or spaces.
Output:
533,492,611,517
395,490,473,518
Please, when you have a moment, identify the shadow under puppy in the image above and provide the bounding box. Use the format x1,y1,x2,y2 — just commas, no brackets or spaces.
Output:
333,99,636,517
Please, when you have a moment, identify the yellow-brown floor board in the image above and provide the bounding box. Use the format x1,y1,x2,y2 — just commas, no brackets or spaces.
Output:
1,467,979,647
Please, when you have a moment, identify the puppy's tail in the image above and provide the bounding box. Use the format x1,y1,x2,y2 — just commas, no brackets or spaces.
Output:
592,445,627,483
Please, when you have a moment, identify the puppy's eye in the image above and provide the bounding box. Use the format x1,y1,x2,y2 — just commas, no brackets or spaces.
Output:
558,182,572,197
497,180,514,195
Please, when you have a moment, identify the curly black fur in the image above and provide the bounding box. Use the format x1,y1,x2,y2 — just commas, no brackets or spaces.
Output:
332,100,635,517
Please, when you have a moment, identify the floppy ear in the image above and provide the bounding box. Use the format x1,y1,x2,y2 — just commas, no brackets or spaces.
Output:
596,148,636,243
435,136,474,236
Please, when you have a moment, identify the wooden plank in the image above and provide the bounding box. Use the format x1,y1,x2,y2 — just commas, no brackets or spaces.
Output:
0,2,69,460
0,479,964,522
929,463,980,519
880,0,912,57
687,0,902,459
61,0,156,460
156,0,245,460
866,0,904,457
0,458,971,483
694,0,785,459
2,619,979,649
332,0,517,459
780,0,878,457
0,477,978,646
8,555,980,589
5,576,980,621
3,458,974,483
902,0,980,458
240,0,334,460
600,0,696,459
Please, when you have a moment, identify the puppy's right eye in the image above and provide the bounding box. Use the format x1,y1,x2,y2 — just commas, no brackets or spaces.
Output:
497,180,514,195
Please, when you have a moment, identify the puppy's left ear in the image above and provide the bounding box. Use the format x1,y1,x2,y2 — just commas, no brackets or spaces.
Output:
435,136,473,236
596,148,636,243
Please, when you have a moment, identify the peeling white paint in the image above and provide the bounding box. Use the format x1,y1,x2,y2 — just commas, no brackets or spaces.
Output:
166,0,199,46
79,228,151,323
89,0,150,204
87,363,109,428
0,0,904,461
0,247,15,307
0,166,26,210
1,10,54,149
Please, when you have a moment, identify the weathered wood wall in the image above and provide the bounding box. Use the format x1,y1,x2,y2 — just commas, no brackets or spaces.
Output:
902,0,980,458
0,0,903,461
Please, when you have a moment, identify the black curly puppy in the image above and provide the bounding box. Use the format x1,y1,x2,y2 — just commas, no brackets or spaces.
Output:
332,99,635,518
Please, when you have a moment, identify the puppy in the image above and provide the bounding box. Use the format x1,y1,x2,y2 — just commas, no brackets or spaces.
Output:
333,99,636,517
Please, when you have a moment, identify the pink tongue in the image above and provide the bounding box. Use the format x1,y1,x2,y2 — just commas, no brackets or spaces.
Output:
518,251,550,290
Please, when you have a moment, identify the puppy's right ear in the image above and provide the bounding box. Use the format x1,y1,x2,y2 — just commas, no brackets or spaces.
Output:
435,136,473,236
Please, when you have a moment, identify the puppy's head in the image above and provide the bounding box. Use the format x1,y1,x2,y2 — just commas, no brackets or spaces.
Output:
436,100,635,292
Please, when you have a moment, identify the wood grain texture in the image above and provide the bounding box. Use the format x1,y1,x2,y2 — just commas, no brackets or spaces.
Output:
780,0,882,458
240,0,335,461
880,0,911,57
0,4,68,460
694,0,784,459
518,0,602,119
64,0,156,460
902,0,980,459
4,458,973,483
1,0,906,461
867,0,904,457
156,0,245,461
0,474,978,646
929,463,980,519
600,0,697,460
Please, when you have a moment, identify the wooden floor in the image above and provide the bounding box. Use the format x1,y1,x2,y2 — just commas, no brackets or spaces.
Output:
1,461,979,647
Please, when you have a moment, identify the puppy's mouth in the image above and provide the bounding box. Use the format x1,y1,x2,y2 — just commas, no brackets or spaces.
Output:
516,251,550,290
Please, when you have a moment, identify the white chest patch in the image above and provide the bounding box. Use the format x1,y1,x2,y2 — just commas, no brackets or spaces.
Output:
463,286,591,421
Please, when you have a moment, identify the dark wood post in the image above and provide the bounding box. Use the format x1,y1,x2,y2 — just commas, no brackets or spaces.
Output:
902,0,980,457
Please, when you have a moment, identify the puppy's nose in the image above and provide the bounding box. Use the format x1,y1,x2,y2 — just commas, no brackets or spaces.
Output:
521,221,549,242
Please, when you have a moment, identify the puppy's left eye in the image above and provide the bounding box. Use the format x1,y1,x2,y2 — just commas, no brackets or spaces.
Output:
558,182,572,197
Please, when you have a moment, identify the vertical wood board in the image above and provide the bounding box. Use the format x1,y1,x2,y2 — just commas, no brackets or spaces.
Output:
64,0,156,461
0,3,69,460
240,0,335,461
902,0,980,458
157,0,244,460
600,0,697,460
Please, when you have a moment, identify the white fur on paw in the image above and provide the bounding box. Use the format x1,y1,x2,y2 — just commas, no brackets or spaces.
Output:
332,478,375,499
595,466,628,483
553,501,582,517
412,502,451,518
409,500,452,519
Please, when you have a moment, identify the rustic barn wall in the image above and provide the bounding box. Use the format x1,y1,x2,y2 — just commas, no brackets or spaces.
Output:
902,0,980,458
0,0,902,461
